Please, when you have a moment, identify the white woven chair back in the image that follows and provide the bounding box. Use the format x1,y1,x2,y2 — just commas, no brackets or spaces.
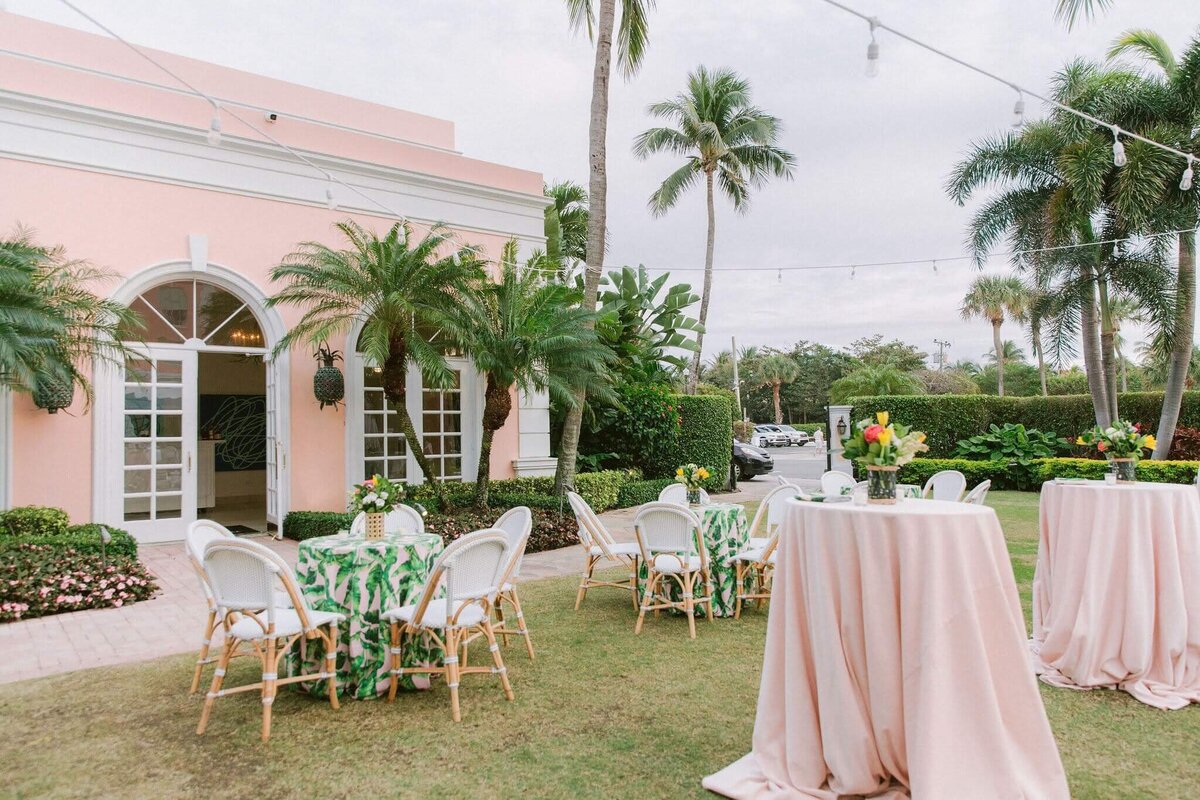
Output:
494,506,532,582
924,470,967,501
747,484,796,539
658,483,711,505
185,520,234,604
203,539,309,630
350,504,424,536
962,479,992,506
441,529,509,607
633,502,704,571
773,474,792,487
566,491,614,553
820,471,856,496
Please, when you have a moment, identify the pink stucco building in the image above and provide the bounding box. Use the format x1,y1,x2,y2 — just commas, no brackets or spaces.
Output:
0,13,555,542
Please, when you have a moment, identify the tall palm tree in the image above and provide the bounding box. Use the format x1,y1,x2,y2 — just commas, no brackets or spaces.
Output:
544,180,589,275
1054,0,1113,28
1017,281,1051,396
1104,30,1200,457
442,241,612,509
556,0,656,495
0,231,140,407
634,66,796,392
961,275,1026,397
754,353,799,424
985,339,1028,366
266,221,483,505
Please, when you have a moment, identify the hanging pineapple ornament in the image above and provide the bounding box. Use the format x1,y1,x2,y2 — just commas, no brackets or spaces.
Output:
33,371,75,414
313,346,345,409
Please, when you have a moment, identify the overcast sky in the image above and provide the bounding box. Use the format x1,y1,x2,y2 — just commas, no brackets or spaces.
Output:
12,0,1197,366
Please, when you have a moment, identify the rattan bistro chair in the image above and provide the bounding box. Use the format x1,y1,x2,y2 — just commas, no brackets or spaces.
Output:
745,483,797,550
923,470,967,502
658,483,711,505
350,504,425,536
732,532,780,618
197,538,343,742
566,491,642,610
633,502,714,639
383,529,514,722
962,479,992,506
184,520,293,695
491,506,535,659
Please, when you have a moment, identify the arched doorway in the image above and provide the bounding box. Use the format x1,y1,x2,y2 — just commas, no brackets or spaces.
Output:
95,267,289,543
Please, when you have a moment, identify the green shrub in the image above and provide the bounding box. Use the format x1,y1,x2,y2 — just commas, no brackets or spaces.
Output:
282,511,355,542
895,456,1200,490
674,394,732,489
952,423,1070,489
847,392,1200,457
1034,458,1200,485
0,544,156,622
791,422,827,437
895,458,1014,489
408,469,631,513
1,506,70,537
0,526,139,559
579,383,682,478
616,478,676,508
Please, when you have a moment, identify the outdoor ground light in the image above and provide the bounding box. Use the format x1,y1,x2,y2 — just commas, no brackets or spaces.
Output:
98,524,112,569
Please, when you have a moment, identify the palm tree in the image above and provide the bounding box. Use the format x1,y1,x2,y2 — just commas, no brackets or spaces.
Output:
0,230,140,407
544,180,589,276
442,241,612,509
1104,30,1200,457
1054,0,1113,28
266,221,483,505
985,339,1028,366
754,354,799,424
556,0,656,495
634,66,796,392
593,265,703,384
1014,280,1052,395
961,275,1026,397
829,364,924,404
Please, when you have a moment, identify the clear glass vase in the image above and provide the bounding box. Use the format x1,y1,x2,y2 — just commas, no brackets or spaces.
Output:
866,465,898,504
686,489,702,506
1110,458,1137,482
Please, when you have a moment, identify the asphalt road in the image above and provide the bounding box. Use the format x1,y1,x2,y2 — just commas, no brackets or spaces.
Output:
741,443,827,485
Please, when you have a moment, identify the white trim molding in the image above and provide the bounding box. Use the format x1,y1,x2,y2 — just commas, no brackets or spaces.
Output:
514,387,556,477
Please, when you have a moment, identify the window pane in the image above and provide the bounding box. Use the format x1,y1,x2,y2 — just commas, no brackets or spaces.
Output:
422,413,441,433
196,283,246,340
387,414,406,435
156,415,182,437
442,414,461,434
423,437,441,456
125,358,151,384
364,413,384,435
387,437,406,457
364,390,384,412
124,469,150,493
143,282,194,338
156,469,181,491
157,505,182,519
124,415,151,438
127,297,185,344
205,306,264,348
443,392,461,412
124,442,150,466
386,459,407,481
156,360,182,384
124,384,151,411
443,435,461,455
364,437,384,458
364,367,383,388
155,442,182,466
124,497,149,522
443,457,461,478
364,460,384,480
422,391,439,411
156,386,182,411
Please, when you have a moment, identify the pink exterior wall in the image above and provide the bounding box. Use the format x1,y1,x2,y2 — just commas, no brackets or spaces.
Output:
2,14,542,522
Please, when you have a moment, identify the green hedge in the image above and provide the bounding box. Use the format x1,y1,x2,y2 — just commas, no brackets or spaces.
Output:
847,392,1200,457
616,478,677,508
674,394,732,489
409,469,630,513
895,457,1200,490
1,506,71,537
0,525,139,559
791,423,827,437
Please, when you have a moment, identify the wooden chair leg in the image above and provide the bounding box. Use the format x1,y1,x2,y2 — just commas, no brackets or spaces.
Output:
482,620,515,702
190,609,217,694
735,562,744,619
324,626,340,711
629,555,641,610
495,597,509,647
261,637,276,742
508,587,534,660
685,572,697,639
197,637,234,735
635,571,653,635
445,629,461,722
704,570,715,623
387,623,401,703
575,555,596,610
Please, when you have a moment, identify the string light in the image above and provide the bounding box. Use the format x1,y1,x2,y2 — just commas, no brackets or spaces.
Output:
1111,127,1127,168
206,106,222,146
777,267,782,283
1011,90,1025,129
932,259,938,274
865,18,880,78
325,184,337,210
1181,157,1195,192
851,266,857,280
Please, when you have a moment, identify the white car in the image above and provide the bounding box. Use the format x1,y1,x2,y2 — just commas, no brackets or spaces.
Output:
753,424,790,447
773,424,811,446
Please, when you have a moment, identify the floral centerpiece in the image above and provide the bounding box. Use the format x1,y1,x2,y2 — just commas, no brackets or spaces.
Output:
675,463,710,505
348,474,404,539
842,412,929,504
1076,421,1155,482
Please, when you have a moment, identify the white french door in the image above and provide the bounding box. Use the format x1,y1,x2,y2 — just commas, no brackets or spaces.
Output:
264,355,282,528
118,347,198,542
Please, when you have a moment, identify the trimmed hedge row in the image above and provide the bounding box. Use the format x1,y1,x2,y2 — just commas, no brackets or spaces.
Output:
847,392,1200,457
896,457,1200,490
408,470,629,513
791,423,827,437
676,394,733,489
1,506,72,537
616,478,677,508
0,525,140,559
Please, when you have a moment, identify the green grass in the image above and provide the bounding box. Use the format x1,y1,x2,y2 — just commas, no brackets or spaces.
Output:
0,491,1196,798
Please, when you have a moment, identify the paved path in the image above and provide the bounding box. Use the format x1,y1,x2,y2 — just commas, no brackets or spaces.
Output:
0,481,781,686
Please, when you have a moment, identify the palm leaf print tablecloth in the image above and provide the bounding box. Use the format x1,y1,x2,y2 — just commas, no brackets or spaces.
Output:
286,531,443,699
639,502,750,617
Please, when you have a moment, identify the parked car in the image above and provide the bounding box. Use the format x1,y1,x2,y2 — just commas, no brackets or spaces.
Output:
733,439,774,480
753,424,789,447
774,424,811,446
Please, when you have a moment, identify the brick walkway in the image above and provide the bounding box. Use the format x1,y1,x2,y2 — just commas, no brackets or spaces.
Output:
0,480,778,685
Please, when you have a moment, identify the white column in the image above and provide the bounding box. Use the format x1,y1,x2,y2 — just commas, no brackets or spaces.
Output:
513,387,557,477
828,404,854,476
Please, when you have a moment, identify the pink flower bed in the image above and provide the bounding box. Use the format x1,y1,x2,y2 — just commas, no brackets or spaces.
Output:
0,543,157,622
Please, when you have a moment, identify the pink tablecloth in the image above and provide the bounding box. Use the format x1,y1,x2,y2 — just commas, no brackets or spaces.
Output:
704,499,1068,800
1033,480,1200,710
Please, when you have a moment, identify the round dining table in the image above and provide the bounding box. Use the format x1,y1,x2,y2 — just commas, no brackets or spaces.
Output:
285,530,444,699
1033,479,1200,709
704,497,1069,800
640,501,749,617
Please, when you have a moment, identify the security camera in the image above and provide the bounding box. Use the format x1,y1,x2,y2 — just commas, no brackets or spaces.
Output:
266,112,279,123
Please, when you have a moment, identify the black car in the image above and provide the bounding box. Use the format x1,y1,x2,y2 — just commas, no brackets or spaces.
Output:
733,439,774,481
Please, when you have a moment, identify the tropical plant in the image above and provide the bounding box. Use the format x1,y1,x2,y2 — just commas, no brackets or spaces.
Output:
952,422,1071,488
634,65,795,391
0,231,141,407
1103,30,1200,457
1054,0,1112,29
266,221,483,505
544,180,589,276
829,364,924,404
984,339,1028,366
1014,280,1051,395
593,265,703,384
557,0,657,496
961,275,1026,397
441,240,613,508
754,353,799,425
847,335,930,372
915,368,980,395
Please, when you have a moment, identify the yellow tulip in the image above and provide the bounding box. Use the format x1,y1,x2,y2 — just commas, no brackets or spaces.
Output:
877,411,889,426
1145,435,1157,449
676,468,684,476
917,432,927,443
698,468,710,479
878,429,893,446
1075,436,1086,445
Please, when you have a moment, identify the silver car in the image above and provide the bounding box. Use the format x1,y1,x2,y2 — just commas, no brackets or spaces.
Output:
753,424,790,447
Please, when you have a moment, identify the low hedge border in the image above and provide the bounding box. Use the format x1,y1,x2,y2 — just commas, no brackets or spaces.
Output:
616,478,676,508
408,469,630,513
896,457,1200,490
0,524,139,559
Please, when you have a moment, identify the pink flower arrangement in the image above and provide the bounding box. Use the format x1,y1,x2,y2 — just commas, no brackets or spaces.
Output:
1,543,156,623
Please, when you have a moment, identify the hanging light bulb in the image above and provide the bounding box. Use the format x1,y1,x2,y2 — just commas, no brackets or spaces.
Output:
325,184,337,210
777,267,782,283
1111,127,1127,168
851,266,857,280
932,259,939,275
865,20,880,78
206,106,222,146
1181,157,1195,191
1011,91,1025,129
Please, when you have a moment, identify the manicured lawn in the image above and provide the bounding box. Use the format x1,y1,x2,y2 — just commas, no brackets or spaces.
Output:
0,491,1196,798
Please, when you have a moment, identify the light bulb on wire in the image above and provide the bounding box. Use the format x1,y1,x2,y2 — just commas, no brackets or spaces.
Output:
206,106,222,146
1011,91,1025,129
1111,127,1127,168
851,266,857,280
325,184,337,210
1181,157,1195,191
932,260,939,275
865,19,880,78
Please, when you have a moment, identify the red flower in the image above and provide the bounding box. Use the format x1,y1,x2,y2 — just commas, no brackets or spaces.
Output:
1097,441,1107,452
864,424,884,443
